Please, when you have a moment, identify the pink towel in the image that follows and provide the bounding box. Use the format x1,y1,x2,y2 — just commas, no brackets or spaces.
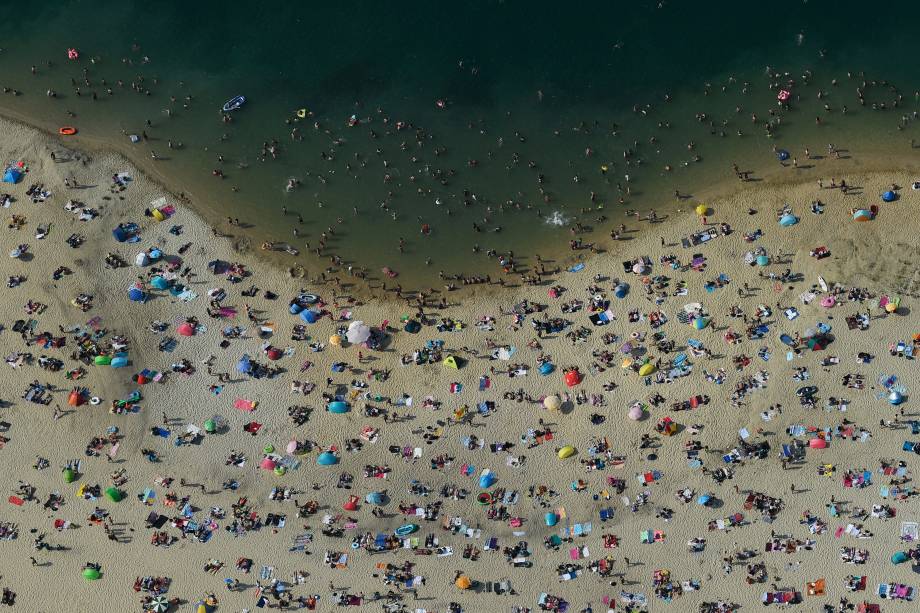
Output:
234,399,256,411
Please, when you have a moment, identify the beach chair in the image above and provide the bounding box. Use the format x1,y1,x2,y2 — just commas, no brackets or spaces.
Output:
877,584,889,598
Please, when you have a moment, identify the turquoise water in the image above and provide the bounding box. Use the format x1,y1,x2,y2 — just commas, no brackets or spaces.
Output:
0,1,918,287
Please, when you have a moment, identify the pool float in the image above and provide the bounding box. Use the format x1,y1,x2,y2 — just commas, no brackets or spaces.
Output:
59,127,77,136
394,523,418,536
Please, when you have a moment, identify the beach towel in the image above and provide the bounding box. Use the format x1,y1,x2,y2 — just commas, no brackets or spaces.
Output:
234,398,257,411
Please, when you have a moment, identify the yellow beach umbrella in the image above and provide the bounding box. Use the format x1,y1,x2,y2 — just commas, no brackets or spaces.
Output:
329,334,342,346
543,395,562,411
638,363,656,376
695,204,708,216
455,575,472,590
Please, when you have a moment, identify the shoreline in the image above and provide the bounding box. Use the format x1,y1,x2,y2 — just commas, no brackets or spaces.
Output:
0,101,916,305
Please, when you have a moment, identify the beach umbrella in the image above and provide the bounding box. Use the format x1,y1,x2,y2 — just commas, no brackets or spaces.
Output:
888,391,905,405
638,363,656,376
82,567,101,581
403,319,421,333
808,438,827,449
342,496,359,511
557,446,576,459
620,342,634,354
260,457,277,471
627,405,644,421
286,440,299,454
892,551,910,564
104,487,122,502
366,491,385,505
545,512,558,527
150,276,169,290
852,209,874,221
455,575,472,590
329,334,342,346
148,595,169,613
543,395,561,411
204,419,216,433
538,362,554,375
882,190,897,202
779,213,798,227
235,354,252,373
317,451,338,466
756,254,770,266
127,286,146,302
696,493,712,506
564,370,581,387
327,401,350,414
266,347,283,360
346,321,371,344
63,468,76,483
177,322,195,337
695,204,708,216
692,317,708,330
299,309,318,324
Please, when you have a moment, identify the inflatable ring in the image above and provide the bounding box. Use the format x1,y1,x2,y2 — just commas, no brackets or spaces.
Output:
261,242,273,251
89,396,101,405
476,492,492,506
59,127,77,136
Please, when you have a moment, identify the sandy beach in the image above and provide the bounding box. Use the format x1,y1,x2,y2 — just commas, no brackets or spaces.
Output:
0,115,919,613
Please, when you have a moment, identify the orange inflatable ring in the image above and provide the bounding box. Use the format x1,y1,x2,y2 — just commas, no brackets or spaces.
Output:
59,127,77,136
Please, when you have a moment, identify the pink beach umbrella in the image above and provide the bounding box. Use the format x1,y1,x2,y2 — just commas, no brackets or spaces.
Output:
260,457,277,470
286,440,299,454
627,405,644,421
177,322,195,336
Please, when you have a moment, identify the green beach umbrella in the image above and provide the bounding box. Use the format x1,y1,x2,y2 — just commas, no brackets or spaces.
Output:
104,487,122,502
204,419,216,433
62,468,76,483
82,567,101,580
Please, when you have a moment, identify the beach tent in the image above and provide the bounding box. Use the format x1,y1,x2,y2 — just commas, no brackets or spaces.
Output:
104,487,123,502
545,512,558,526
346,321,371,344
777,150,790,161
892,551,910,564
299,309,318,324
756,254,770,266
539,362,555,375
557,446,576,459
2,168,22,183
628,404,644,421
135,252,150,267
882,190,898,202
808,438,827,449
779,214,798,227
852,209,874,221
404,319,421,333
63,468,76,483
543,395,561,411
110,355,128,368
478,471,496,488
317,451,339,466
127,286,146,302
692,317,708,330
365,491,385,505
443,355,460,369
150,276,169,290
614,283,629,299
327,401,350,414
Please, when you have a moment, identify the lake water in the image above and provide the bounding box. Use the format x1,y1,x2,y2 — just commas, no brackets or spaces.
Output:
0,1,918,287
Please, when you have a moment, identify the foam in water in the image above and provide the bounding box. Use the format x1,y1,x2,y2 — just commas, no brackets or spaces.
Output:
544,210,569,227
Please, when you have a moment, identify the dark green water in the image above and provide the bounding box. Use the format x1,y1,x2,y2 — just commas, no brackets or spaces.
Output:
0,1,918,287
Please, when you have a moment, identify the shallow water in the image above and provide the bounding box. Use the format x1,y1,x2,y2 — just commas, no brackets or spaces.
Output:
0,1,919,286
